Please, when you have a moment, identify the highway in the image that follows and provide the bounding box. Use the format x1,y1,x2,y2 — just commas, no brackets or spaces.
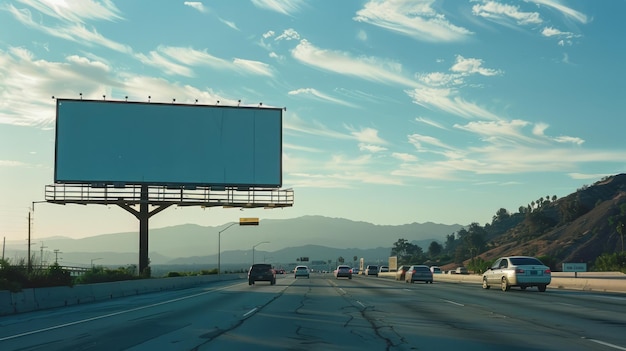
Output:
1,273,625,351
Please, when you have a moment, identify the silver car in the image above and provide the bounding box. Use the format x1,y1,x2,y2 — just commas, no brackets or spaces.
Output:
482,256,551,292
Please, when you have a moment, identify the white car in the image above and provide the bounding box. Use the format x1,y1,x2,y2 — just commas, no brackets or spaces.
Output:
294,265,310,278
482,256,551,292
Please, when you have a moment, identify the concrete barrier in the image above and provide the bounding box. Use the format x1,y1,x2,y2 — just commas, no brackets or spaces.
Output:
377,271,626,293
0,274,241,316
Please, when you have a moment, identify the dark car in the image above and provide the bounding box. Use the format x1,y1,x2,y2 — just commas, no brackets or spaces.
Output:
364,265,379,276
248,263,276,285
405,265,433,284
334,265,352,279
395,265,410,281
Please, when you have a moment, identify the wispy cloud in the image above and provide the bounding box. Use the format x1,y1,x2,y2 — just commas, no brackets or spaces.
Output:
251,0,305,16
527,0,588,24
472,1,542,25
6,4,131,53
354,0,473,42
184,1,208,13
406,87,501,121
288,88,357,107
450,55,503,77
17,0,123,23
292,39,419,87
135,46,274,77
415,117,447,130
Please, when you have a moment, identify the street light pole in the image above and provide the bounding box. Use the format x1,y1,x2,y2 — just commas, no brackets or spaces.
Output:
91,258,102,268
252,241,269,265
218,222,237,275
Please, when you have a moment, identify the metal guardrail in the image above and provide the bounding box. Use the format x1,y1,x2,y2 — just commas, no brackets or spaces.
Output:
45,184,294,208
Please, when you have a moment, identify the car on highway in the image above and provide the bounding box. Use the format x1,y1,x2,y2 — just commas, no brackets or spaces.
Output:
455,266,469,274
482,256,551,292
405,265,433,284
364,265,379,276
430,266,442,274
395,265,410,281
334,265,352,279
248,263,276,285
379,265,389,272
352,267,359,275
294,265,310,279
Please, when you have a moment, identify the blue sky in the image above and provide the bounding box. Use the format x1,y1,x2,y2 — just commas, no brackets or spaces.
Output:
1,0,625,245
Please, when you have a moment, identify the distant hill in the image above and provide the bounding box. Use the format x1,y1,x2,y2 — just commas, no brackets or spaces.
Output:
477,173,626,267
3,216,462,266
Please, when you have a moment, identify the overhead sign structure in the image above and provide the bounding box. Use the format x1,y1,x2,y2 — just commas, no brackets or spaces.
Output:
239,217,259,226
54,99,283,188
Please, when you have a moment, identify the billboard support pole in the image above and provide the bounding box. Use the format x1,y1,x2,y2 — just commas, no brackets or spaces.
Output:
117,185,172,276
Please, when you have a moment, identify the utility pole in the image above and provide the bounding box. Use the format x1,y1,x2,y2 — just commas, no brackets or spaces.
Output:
28,211,32,272
40,241,48,268
53,249,62,264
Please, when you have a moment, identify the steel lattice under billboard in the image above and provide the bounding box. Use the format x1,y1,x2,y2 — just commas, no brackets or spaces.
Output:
54,99,282,188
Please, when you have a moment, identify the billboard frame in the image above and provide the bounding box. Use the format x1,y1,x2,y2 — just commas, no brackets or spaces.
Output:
54,98,283,188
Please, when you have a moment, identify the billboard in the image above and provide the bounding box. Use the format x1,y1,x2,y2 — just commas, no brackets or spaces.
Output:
54,99,282,187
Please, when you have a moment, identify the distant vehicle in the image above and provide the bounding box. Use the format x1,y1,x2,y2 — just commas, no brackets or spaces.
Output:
248,264,276,285
405,265,433,284
352,267,360,275
334,265,352,279
455,267,469,275
482,256,551,292
275,269,285,274
395,265,410,281
379,265,389,272
294,265,310,279
364,265,379,276
430,266,442,274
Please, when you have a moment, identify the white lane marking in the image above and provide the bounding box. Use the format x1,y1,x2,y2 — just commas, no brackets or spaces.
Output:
357,301,366,308
587,338,626,350
339,288,346,294
243,307,258,319
441,299,465,307
0,284,235,342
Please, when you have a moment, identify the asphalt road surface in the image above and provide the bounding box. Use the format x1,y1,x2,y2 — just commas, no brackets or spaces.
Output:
1,273,625,351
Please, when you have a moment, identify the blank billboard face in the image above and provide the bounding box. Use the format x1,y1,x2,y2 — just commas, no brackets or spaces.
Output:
54,99,282,187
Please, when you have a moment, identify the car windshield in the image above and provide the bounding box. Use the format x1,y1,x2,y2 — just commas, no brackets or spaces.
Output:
510,257,544,266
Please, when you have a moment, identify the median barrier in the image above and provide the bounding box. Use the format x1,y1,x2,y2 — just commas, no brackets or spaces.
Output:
0,274,241,316
377,271,626,293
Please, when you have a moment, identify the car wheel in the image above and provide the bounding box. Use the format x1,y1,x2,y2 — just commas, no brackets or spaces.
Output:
501,277,510,291
482,278,490,289
520,286,527,291
271,279,276,285
538,285,547,292
249,280,253,285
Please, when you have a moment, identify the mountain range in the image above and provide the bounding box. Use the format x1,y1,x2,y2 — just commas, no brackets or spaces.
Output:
3,216,462,268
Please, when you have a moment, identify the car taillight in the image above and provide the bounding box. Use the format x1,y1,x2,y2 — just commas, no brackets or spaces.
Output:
545,269,551,274
515,269,525,274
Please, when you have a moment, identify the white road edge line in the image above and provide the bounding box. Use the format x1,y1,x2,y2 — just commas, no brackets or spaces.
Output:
0,284,235,342
243,307,258,319
587,338,626,351
357,301,366,308
441,299,465,307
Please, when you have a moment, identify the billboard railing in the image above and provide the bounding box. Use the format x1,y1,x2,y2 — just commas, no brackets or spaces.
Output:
45,183,294,208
